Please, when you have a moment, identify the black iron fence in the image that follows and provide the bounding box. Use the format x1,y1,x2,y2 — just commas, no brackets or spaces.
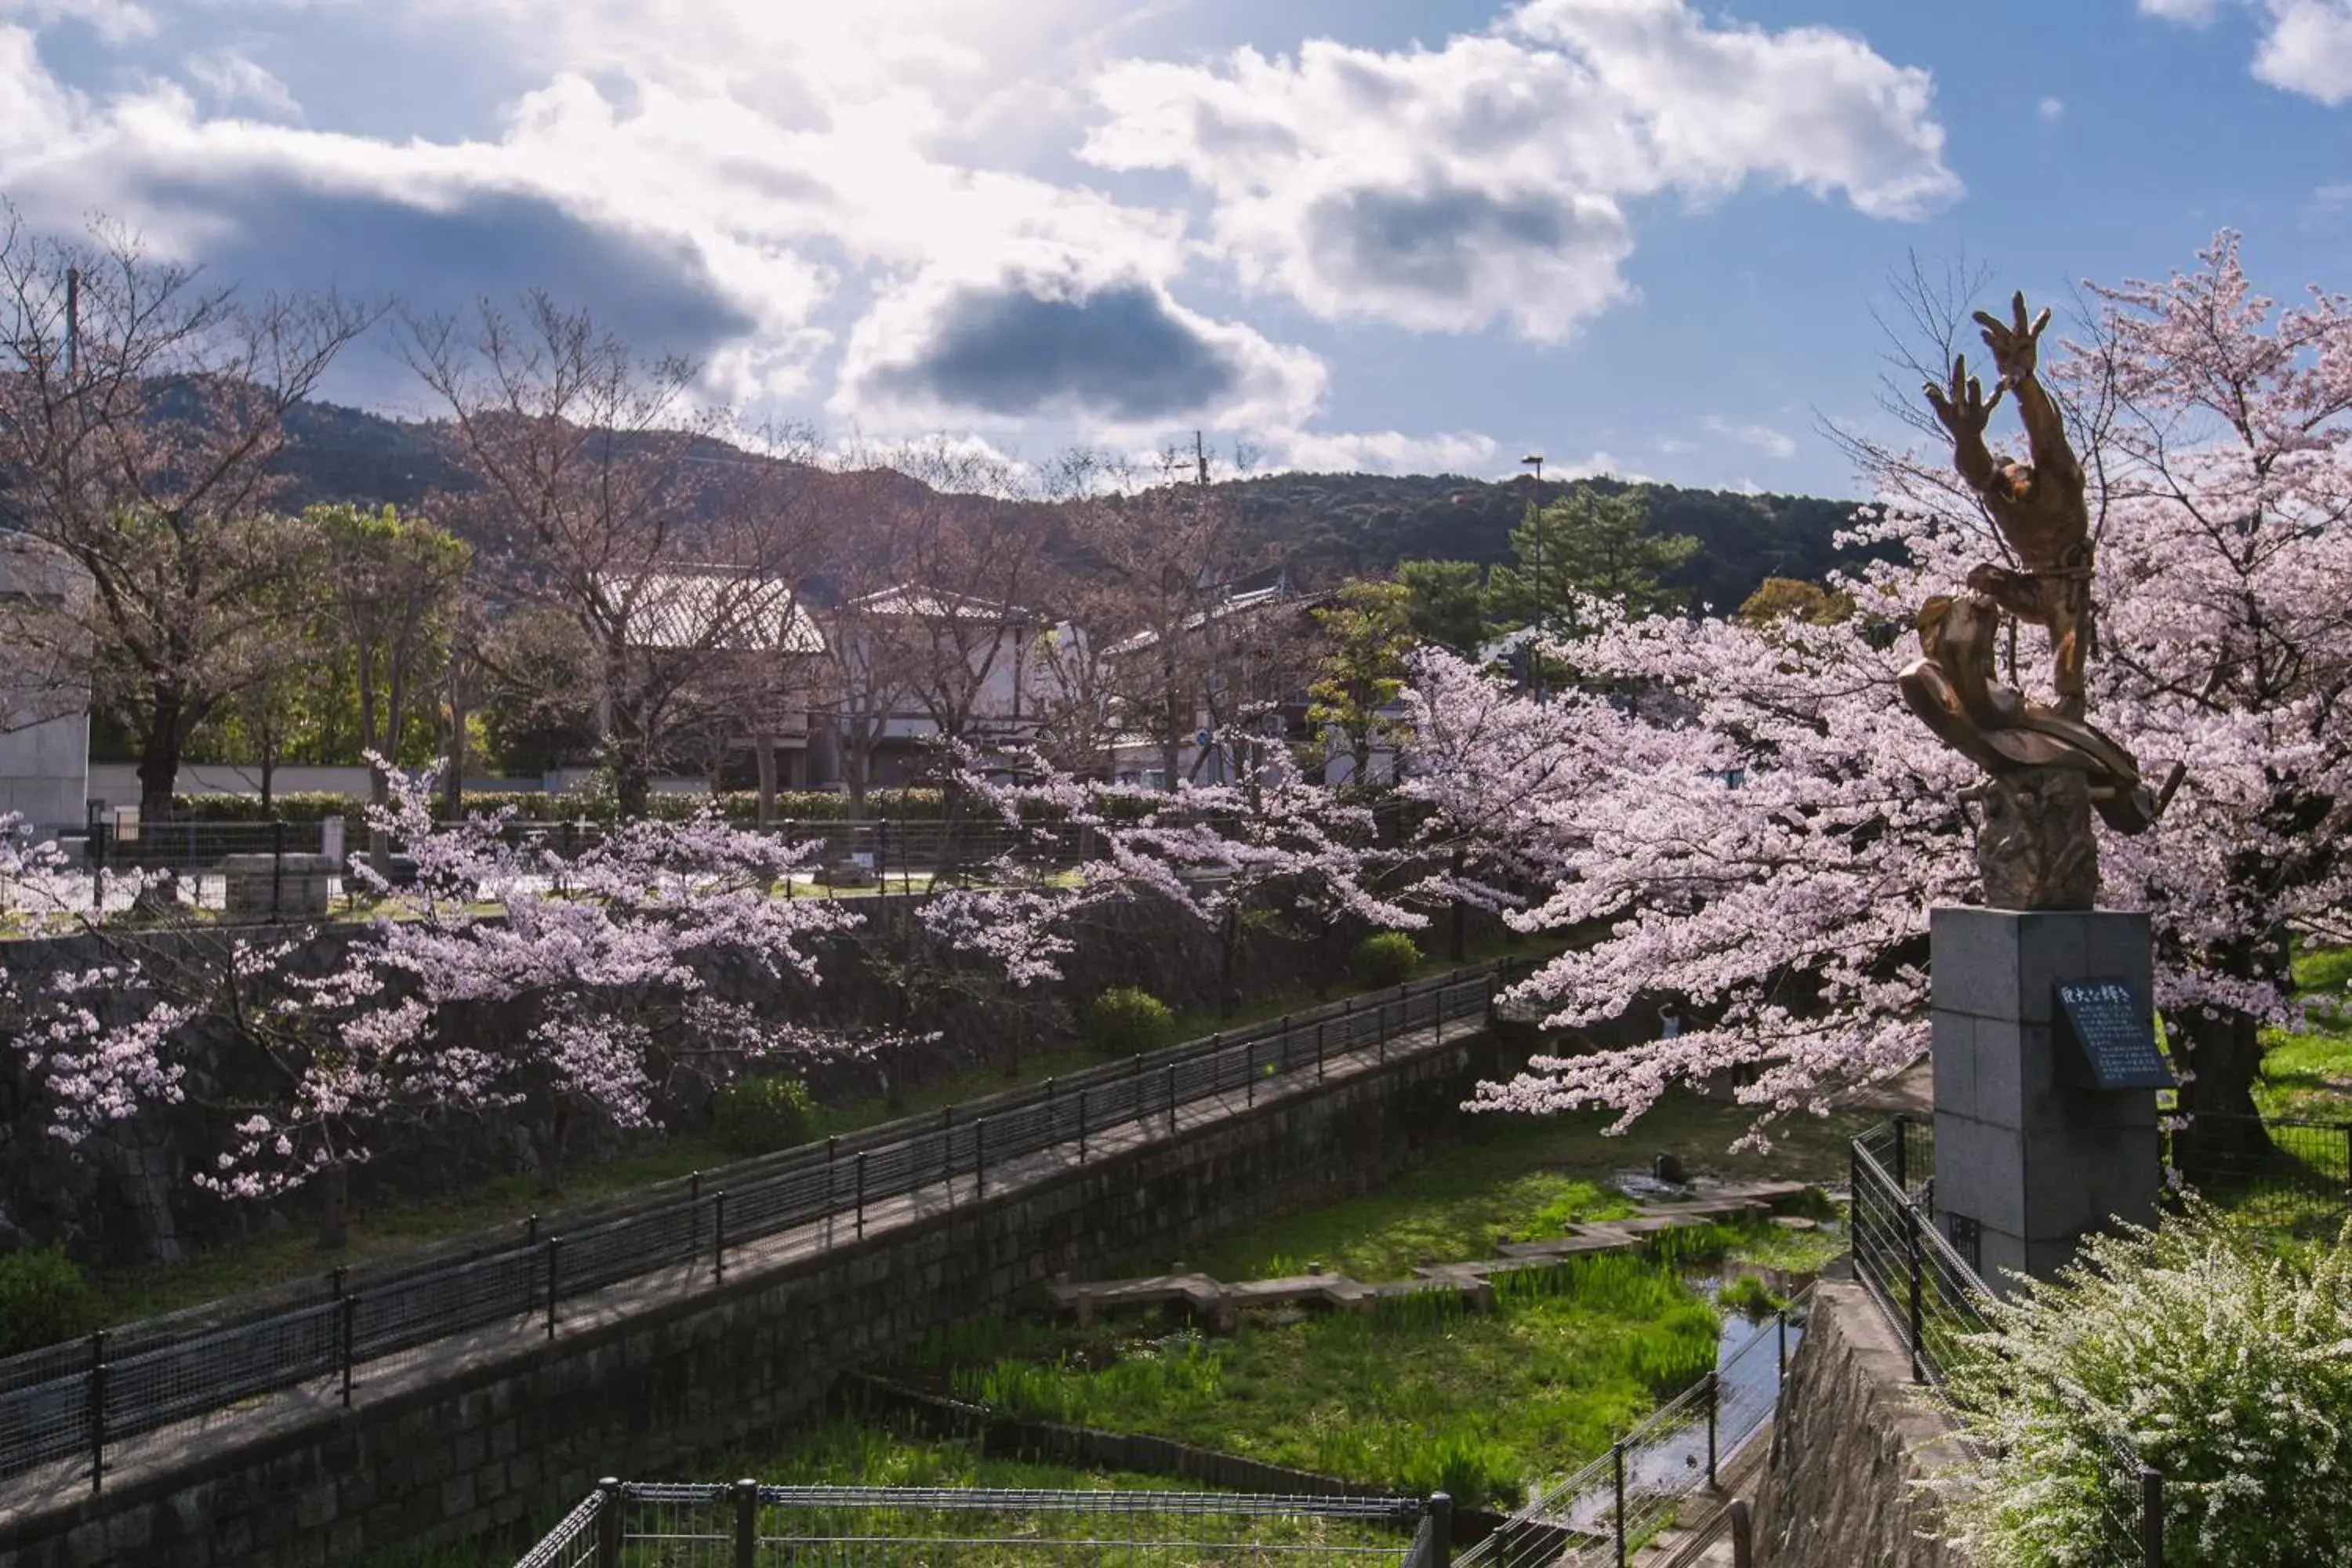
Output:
1849,1119,2163,1568
513,1482,1450,1567
65,815,1095,881
1454,1287,1808,1567
2168,1112,2352,1234
443,816,1103,880
0,965,1505,1496
19,815,1109,924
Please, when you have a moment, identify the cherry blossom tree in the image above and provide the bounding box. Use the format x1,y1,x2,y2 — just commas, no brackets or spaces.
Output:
1427,234,2352,1155
933,743,1426,1012
0,206,381,820
3,771,866,1238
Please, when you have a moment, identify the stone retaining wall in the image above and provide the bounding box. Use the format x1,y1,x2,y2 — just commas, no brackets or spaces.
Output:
1750,1280,1978,1568
0,1023,1512,1568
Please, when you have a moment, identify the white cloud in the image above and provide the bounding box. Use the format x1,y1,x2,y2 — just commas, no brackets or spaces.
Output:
2143,0,2352,107
186,49,301,119
0,8,1212,413
2037,95,2065,120
0,0,1940,474
1265,428,1502,476
1529,449,1652,484
1701,415,1797,459
1083,0,1957,343
2254,0,2352,103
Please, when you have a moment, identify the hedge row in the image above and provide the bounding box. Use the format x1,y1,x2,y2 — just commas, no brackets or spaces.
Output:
171,788,954,825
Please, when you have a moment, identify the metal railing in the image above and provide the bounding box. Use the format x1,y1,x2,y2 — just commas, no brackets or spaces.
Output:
1849,1119,2163,1568
1846,1119,1987,1387
2168,1112,2352,1234
0,965,1505,1496
514,1481,1450,1567
1457,1287,1807,1567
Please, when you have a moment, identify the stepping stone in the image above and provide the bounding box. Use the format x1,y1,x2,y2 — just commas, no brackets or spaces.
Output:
1769,1216,1820,1232
1494,1234,1636,1259
1629,1198,1769,1220
1048,1272,1224,1326
1706,1180,1815,1208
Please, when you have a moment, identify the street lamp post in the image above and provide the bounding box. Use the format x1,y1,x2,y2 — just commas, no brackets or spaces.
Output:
1520,452,1545,704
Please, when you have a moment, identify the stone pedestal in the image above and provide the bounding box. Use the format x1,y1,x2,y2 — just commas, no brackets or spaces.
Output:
1929,906,2162,1294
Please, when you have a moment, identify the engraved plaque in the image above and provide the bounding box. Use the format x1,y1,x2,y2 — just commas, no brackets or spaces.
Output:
2054,978,2173,1091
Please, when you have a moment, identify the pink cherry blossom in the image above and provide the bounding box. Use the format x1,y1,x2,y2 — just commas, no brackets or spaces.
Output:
1436,233,2352,1145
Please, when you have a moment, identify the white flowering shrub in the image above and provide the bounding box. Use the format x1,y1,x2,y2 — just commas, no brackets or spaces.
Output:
1936,1204,2352,1567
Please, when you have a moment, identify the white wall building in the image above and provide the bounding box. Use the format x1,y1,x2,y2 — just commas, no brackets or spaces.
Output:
0,533,91,831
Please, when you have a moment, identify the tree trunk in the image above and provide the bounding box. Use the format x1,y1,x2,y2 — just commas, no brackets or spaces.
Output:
1450,847,1468,961
606,710,652,819
368,770,394,879
315,1157,349,1251
756,731,778,828
136,694,186,822
1219,905,1240,1018
845,731,871,818
441,668,467,821
2165,1004,2276,1170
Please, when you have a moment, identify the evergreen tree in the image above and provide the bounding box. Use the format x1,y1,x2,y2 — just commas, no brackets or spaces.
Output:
1487,485,1698,634
1307,579,1416,786
1394,558,1489,656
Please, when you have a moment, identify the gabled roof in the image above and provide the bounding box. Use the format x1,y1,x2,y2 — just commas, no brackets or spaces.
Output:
1104,581,1320,659
601,570,826,655
845,584,1040,624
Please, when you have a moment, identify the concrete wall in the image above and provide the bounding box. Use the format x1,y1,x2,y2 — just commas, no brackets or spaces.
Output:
1751,1282,1979,1568
0,1023,1512,1568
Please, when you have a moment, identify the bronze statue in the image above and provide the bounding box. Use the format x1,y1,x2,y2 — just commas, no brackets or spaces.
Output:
1899,293,2180,909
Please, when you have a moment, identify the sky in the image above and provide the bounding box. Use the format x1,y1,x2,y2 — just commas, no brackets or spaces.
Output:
0,0,2347,500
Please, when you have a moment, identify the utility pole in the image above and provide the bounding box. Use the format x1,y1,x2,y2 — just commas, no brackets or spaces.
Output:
1194,429,1209,487
64,267,80,379
1520,452,1547,705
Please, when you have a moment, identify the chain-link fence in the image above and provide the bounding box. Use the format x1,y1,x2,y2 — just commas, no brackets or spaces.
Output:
0,966,1507,1496
514,1482,1447,1567
1454,1288,1807,1568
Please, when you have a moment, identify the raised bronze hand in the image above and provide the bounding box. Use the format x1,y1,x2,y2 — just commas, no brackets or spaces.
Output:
1924,353,2003,441
1972,290,2052,388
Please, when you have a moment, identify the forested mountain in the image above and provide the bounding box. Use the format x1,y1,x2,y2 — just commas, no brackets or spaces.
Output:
266,401,1869,606
1216,470,1870,612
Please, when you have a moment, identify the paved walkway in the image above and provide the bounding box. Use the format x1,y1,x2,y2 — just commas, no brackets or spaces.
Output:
0,1008,1478,1525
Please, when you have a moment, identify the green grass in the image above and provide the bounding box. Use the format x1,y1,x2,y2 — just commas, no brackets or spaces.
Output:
880,1076,1849,1515
350,1417,1410,1568
902,1250,1721,1513
1724,1218,1846,1278
2255,942,2352,1123
1161,1091,1859,1285
1716,1273,1785,1317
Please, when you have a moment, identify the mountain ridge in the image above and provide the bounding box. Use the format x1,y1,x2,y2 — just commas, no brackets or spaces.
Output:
270,401,1869,608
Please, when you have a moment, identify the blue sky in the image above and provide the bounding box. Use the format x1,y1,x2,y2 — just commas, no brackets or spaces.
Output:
1,0,2345,499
